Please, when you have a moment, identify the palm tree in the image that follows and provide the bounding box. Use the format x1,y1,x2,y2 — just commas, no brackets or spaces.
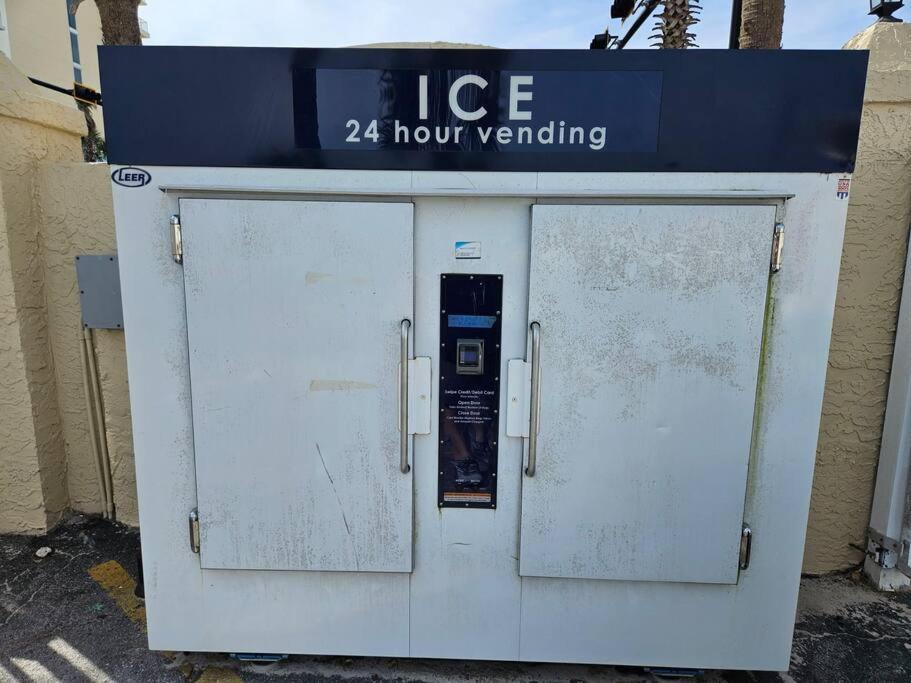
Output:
738,0,785,49
653,0,702,49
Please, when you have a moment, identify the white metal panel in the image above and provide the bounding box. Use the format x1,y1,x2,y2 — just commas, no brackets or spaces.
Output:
181,198,414,572
520,174,847,670
115,171,414,657
866,224,911,588
407,357,432,435
408,196,533,660
118,167,848,668
506,359,531,438
520,203,776,584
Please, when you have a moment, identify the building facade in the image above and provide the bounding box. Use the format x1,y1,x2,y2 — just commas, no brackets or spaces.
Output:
0,1,149,132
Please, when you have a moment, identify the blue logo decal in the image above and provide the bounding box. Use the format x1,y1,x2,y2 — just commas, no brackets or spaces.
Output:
111,167,151,188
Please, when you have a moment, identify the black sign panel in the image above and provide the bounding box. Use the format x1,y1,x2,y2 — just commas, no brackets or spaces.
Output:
438,274,502,509
99,47,868,173
293,69,662,155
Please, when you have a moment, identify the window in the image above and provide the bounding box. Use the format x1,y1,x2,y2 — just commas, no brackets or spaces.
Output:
0,0,9,60
69,31,80,64
66,0,82,83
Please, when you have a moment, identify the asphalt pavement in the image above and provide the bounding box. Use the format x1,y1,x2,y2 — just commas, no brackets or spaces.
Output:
1,514,908,682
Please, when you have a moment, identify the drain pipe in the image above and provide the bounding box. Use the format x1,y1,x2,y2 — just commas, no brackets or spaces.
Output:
80,330,109,519
81,328,115,519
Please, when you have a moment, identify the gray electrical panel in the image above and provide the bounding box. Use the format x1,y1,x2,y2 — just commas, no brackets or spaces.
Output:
75,254,123,330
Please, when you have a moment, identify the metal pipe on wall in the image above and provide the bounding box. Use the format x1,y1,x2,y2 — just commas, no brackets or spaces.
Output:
80,330,110,519
83,328,115,519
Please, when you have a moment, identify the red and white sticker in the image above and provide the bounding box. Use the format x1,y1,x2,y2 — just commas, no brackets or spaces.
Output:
837,177,851,199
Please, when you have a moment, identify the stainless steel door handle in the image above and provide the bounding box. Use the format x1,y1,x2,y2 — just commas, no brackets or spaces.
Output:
400,319,412,474
526,321,542,477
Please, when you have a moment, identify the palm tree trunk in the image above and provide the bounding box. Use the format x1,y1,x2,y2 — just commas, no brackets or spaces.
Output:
71,0,143,46
654,0,702,49
739,0,785,49
69,0,141,161
78,102,102,162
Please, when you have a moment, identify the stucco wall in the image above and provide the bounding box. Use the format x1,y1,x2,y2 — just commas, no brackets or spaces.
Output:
0,52,137,532
0,176,51,532
38,163,137,526
0,53,84,533
803,22,911,574
94,329,137,524
40,164,138,525
38,162,114,516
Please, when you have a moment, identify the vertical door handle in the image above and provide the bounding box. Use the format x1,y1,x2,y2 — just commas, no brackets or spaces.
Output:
400,319,412,474
526,321,542,477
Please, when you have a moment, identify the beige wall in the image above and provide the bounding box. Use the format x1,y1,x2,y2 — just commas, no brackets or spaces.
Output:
39,163,109,515
76,2,103,93
37,161,137,525
0,52,138,533
94,329,137,522
0,53,85,533
5,0,104,128
803,22,911,574
6,0,73,109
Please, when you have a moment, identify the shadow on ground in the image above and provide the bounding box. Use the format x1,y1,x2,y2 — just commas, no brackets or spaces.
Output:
1,515,909,682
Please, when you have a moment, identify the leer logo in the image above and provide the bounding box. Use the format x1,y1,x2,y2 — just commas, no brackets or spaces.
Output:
111,167,151,188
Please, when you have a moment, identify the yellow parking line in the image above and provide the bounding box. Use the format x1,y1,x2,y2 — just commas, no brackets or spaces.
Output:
196,667,243,682
88,561,244,681
87,560,146,631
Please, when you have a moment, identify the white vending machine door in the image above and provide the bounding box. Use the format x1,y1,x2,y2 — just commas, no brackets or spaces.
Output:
181,199,414,573
520,203,776,584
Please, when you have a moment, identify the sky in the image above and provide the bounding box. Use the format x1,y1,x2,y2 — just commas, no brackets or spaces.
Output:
140,1,892,51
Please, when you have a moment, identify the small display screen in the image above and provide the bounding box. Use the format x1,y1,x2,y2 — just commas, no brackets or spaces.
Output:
456,340,484,375
460,348,480,365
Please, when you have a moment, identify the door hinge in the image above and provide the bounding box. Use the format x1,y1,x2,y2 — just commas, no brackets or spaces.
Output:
170,215,183,264
866,526,903,571
770,223,784,273
739,525,753,570
188,508,200,554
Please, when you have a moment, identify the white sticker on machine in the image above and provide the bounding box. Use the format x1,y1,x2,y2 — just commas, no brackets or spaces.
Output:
454,241,481,259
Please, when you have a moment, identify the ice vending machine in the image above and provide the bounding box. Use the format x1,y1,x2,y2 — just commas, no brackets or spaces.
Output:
100,46,867,671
